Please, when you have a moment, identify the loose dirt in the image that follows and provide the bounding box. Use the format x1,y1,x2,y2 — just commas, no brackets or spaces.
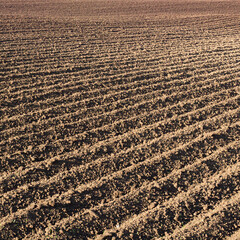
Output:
0,0,240,239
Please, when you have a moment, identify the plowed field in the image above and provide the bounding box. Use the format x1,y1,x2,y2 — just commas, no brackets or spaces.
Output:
0,0,240,239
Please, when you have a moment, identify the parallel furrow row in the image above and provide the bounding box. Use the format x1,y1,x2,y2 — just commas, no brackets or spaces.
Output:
2,46,238,97
114,162,240,240
1,72,238,148
167,192,240,240
0,110,238,217
0,122,239,239
0,82,239,176
2,43,238,108
2,62,238,128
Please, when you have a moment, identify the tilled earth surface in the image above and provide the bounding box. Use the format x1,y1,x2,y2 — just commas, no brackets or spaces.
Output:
0,0,240,239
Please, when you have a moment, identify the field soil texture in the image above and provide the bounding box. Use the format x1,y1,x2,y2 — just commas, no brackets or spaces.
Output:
0,0,240,239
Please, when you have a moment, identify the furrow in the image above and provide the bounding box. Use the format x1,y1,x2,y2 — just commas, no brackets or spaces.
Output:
2,57,238,120
2,47,238,98
1,106,239,217
1,68,238,136
1,87,239,180
1,39,238,82
1,77,238,157
0,46,217,90
108,162,240,240
0,123,238,239
167,191,240,240
1,37,238,78
1,8,239,239
0,63,211,126
2,29,236,76
43,142,239,240
0,61,209,120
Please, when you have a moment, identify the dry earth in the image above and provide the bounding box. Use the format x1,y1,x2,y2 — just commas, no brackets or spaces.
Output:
0,0,240,239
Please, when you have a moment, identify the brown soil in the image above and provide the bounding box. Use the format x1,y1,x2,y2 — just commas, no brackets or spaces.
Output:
0,0,240,239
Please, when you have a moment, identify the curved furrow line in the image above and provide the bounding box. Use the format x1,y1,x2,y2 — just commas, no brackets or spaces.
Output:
0,9,239,239
2,37,237,63
0,44,189,82
0,116,238,217
2,85,237,156
167,191,240,240
0,59,201,118
1,44,238,108
0,64,201,86
1,36,238,88
25,141,240,240
1,71,238,140
0,60,129,84
2,49,237,112
103,162,240,240
0,76,180,134
1,123,238,239
1,54,158,84
0,13,234,36
1,48,234,64
1,47,238,96
0,31,159,51
0,48,137,69
0,59,207,98
0,46,236,68
1,107,239,214
1,29,237,64
2,67,238,134
1,77,238,154
0,50,183,80
1,39,238,80
0,44,216,78
1,24,237,58
0,74,174,122
0,59,183,96
0,60,201,118
0,67,162,108
2,59,238,116
1,86,239,175
1,17,233,50
1,38,156,63
1,107,238,217
0,94,239,192
1,29,232,68
0,68,197,131
1,65,238,132
0,14,219,30
52,142,240,240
